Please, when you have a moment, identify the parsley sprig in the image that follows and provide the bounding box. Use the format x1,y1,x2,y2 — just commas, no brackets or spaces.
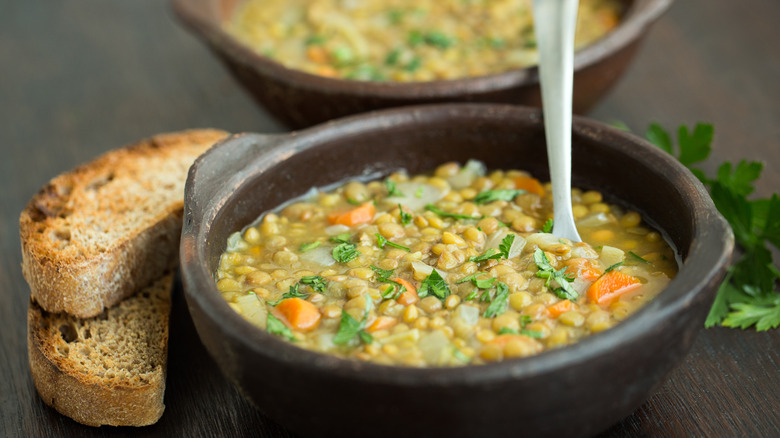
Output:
533,248,578,300
417,269,451,300
647,123,780,330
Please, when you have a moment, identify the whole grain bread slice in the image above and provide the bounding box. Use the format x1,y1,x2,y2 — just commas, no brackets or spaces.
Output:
20,129,228,318
28,273,173,427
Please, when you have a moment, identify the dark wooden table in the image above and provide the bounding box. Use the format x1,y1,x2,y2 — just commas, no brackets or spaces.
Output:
2,0,778,436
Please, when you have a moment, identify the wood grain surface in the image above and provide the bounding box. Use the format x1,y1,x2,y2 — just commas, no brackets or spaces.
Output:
1,0,778,437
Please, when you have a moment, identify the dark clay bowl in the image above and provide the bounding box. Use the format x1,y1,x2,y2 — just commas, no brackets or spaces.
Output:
172,0,672,129
180,104,732,438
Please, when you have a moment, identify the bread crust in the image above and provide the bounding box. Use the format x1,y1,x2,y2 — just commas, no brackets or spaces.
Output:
27,274,173,427
20,129,228,317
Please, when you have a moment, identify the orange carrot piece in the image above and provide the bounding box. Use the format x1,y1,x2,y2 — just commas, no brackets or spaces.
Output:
306,45,329,64
275,298,321,331
563,258,603,281
327,202,375,227
514,176,545,197
489,334,530,348
366,316,398,333
392,277,419,306
547,299,574,318
587,270,642,305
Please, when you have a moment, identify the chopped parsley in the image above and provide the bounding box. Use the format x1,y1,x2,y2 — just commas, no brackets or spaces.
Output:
370,265,406,299
399,204,413,225
542,218,554,233
647,122,780,330
457,273,496,289
469,248,502,263
299,241,321,252
464,290,479,301
520,329,544,339
425,204,477,220
471,235,515,262
533,248,579,301
333,242,360,263
483,281,510,317
473,189,525,205
300,276,327,293
628,251,652,264
604,262,623,273
415,186,424,198
376,233,410,252
386,179,405,197
498,234,515,259
417,269,451,300
334,298,373,345
330,232,352,244
266,313,296,341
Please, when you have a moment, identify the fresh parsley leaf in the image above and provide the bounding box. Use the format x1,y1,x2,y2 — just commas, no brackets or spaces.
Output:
452,346,470,363
605,262,623,273
266,313,296,341
469,248,502,262
465,290,478,301
541,218,554,233
520,315,532,328
386,179,405,197
380,283,402,300
498,234,515,259
330,232,352,243
627,252,651,264
533,248,555,272
498,327,519,335
417,269,451,300
533,248,578,300
480,289,492,303
649,123,780,331
299,241,321,252
425,204,477,220
333,242,360,263
473,189,524,205
483,281,509,317
300,276,327,293
333,310,363,345
370,265,394,281
415,186,424,198
519,329,545,339
285,283,309,299
457,273,496,289
375,233,410,252
399,204,413,225
358,330,374,344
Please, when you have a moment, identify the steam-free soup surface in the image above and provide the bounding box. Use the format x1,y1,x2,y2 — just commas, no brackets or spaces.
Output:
216,161,677,366
225,0,622,82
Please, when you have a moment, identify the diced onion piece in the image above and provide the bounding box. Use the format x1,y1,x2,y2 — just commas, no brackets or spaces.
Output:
325,224,351,236
454,304,480,326
507,235,526,259
314,332,336,351
419,330,452,365
600,245,625,268
577,212,611,227
235,293,267,329
300,245,336,267
571,245,599,259
447,159,486,190
411,261,448,281
384,182,444,212
380,328,420,344
484,228,509,250
226,231,249,252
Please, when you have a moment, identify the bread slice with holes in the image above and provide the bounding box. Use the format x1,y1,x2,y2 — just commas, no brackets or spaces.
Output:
19,129,228,318
28,273,173,427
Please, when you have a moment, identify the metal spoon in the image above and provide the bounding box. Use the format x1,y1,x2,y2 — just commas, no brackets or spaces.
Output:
532,0,582,242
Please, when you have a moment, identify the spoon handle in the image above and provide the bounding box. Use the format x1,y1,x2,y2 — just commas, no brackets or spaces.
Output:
533,0,582,242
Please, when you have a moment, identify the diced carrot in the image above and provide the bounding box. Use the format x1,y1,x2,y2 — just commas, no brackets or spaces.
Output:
489,334,531,348
547,299,575,318
514,176,545,197
327,202,375,227
392,277,419,306
366,316,398,333
275,298,321,331
306,45,329,64
587,270,642,305
563,257,603,281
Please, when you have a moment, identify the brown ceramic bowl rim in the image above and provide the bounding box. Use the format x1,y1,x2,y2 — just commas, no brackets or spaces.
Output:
171,0,673,99
181,103,732,387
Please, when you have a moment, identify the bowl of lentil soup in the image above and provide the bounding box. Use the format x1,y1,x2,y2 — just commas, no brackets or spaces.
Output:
181,104,732,438
172,0,672,128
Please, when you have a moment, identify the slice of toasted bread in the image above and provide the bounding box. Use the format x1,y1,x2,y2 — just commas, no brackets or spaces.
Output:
28,273,173,427
20,129,228,318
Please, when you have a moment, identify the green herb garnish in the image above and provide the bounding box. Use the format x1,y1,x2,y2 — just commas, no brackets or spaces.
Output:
498,234,515,259
483,281,510,317
498,327,519,335
533,248,579,301
375,233,411,252
457,273,496,289
399,204,413,226
425,204,476,220
334,298,373,345
647,123,780,331
330,232,352,243
386,179,405,197
520,329,545,339
465,290,479,301
604,262,623,273
542,218,554,233
333,242,360,263
415,186,424,198
628,251,652,264
473,189,525,205
469,248,502,263
266,313,296,341
417,269,451,300
300,276,327,293
299,241,322,252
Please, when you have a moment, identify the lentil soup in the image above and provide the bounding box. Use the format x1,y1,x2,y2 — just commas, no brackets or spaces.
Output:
225,0,623,82
215,161,677,367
